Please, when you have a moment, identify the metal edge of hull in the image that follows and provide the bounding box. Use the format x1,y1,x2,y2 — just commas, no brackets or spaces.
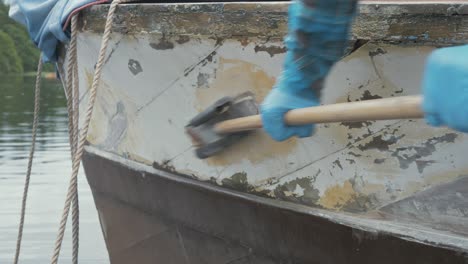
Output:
82,145,468,263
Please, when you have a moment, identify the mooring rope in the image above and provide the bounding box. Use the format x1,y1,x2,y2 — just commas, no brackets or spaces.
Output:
13,1,120,263
64,14,80,264
50,1,121,263
13,54,43,264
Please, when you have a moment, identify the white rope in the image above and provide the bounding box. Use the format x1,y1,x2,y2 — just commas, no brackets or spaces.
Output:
64,14,80,264
13,53,43,264
50,1,121,263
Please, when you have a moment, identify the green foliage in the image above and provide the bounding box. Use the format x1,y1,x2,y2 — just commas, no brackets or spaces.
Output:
2,24,41,72
0,2,12,25
0,30,23,74
0,2,55,73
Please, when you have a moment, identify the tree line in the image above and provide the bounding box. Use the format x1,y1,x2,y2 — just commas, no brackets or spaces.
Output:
0,3,54,74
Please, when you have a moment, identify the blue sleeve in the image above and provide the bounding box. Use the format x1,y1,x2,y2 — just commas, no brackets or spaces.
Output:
283,0,358,97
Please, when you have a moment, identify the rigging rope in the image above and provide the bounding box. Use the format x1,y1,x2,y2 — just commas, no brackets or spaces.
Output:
13,54,43,264
64,14,80,264
14,1,120,263
50,1,121,263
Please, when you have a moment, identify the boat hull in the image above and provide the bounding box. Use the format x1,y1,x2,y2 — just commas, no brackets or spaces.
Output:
55,1,468,262
83,146,468,264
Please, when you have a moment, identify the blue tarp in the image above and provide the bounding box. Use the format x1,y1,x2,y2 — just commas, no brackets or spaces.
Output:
8,0,106,62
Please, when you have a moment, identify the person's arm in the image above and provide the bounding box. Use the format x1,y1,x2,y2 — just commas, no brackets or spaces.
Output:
261,0,358,141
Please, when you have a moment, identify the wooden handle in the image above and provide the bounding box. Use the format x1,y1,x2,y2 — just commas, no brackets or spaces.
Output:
214,95,423,134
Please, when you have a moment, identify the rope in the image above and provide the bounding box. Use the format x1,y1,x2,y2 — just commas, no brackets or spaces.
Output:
71,17,81,263
13,54,43,264
50,1,121,263
64,14,80,264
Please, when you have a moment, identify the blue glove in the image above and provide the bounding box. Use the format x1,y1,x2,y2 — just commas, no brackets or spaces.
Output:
423,45,468,133
261,0,357,141
261,83,319,141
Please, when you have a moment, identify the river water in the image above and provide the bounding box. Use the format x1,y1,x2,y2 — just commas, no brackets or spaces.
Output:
0,76,109,263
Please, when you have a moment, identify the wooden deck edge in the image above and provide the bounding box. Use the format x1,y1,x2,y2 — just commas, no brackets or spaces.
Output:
80,1,468,45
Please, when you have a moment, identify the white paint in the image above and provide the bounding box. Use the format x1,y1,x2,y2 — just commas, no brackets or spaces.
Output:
67,31,468,213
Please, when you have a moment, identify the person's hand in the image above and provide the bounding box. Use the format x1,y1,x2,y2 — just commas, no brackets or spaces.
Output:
260,0,357,141
261,82,319,141
423,45,468,132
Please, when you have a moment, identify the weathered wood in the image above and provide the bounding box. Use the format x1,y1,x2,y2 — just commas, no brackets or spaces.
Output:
214,95,424,134
82,1,468,45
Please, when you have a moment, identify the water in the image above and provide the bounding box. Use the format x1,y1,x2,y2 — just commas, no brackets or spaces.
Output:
0,76,109,263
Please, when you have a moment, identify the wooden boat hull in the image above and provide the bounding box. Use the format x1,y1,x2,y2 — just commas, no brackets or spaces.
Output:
57,1,468,262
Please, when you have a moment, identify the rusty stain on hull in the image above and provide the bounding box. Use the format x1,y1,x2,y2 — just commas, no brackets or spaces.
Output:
195,57,275,107
318,180,374,212
193,57,298,165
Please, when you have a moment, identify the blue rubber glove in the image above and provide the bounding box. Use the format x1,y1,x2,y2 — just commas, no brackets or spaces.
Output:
261,0,357,141
423,45,468,133
261,84,319,141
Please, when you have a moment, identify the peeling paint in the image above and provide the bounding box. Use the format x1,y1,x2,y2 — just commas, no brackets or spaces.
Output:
237,37,250,47
341,121,373,129
128,59,143,75
253,45,286,57
83,3,468,45
184,50,217,77
150,36,175,50
175,35,190,45
348,151,362,157
391,133,458,171
415,160,436,173
360,90,383,100
222,172,251,192
153,160,177,174
273,172,321,205
368,47,387,57
194,58,298,165
374,158,386,164
333,159,343,170
358,134,403,151
196,73,210,89
219,172,273,198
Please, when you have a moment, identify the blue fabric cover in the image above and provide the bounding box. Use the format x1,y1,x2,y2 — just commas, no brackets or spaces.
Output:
8,0,100,62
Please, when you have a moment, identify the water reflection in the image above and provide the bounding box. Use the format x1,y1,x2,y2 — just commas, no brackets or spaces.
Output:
0,76,108,263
